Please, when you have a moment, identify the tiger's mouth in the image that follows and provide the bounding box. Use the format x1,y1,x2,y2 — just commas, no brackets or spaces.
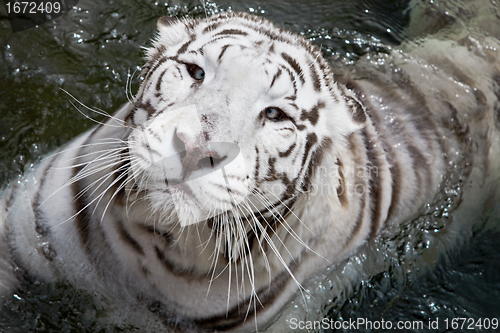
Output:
127,121,254,227
176,142,229,181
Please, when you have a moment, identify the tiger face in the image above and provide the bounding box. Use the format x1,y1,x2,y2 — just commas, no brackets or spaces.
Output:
126,13,364,230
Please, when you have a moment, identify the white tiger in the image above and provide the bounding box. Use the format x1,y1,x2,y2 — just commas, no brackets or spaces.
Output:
1,8,499,332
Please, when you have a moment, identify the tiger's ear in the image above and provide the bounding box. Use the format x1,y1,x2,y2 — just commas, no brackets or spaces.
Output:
155,16,190,47
157,16,180,28
344,95,367,128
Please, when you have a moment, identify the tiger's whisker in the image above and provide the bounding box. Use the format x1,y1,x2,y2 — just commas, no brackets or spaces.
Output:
61,88,131,128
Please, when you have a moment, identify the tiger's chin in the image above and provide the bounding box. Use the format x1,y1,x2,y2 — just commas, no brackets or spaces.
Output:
135,174,252,229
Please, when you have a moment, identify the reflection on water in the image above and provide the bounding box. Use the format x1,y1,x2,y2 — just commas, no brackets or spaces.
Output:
0,0,499,332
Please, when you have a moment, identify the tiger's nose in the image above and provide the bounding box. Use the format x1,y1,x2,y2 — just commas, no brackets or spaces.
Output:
173,129,227,180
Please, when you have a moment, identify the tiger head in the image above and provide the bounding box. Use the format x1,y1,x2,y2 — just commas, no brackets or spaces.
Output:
126,12,365,233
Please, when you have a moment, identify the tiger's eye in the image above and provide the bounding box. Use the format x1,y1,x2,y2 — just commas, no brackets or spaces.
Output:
186,64,205,80
265,107,284,121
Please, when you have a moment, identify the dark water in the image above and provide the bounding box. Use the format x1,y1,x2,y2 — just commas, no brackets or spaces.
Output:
1,0,500,332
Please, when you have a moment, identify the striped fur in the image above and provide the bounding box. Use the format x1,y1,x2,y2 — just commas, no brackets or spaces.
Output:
1,10,500,332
